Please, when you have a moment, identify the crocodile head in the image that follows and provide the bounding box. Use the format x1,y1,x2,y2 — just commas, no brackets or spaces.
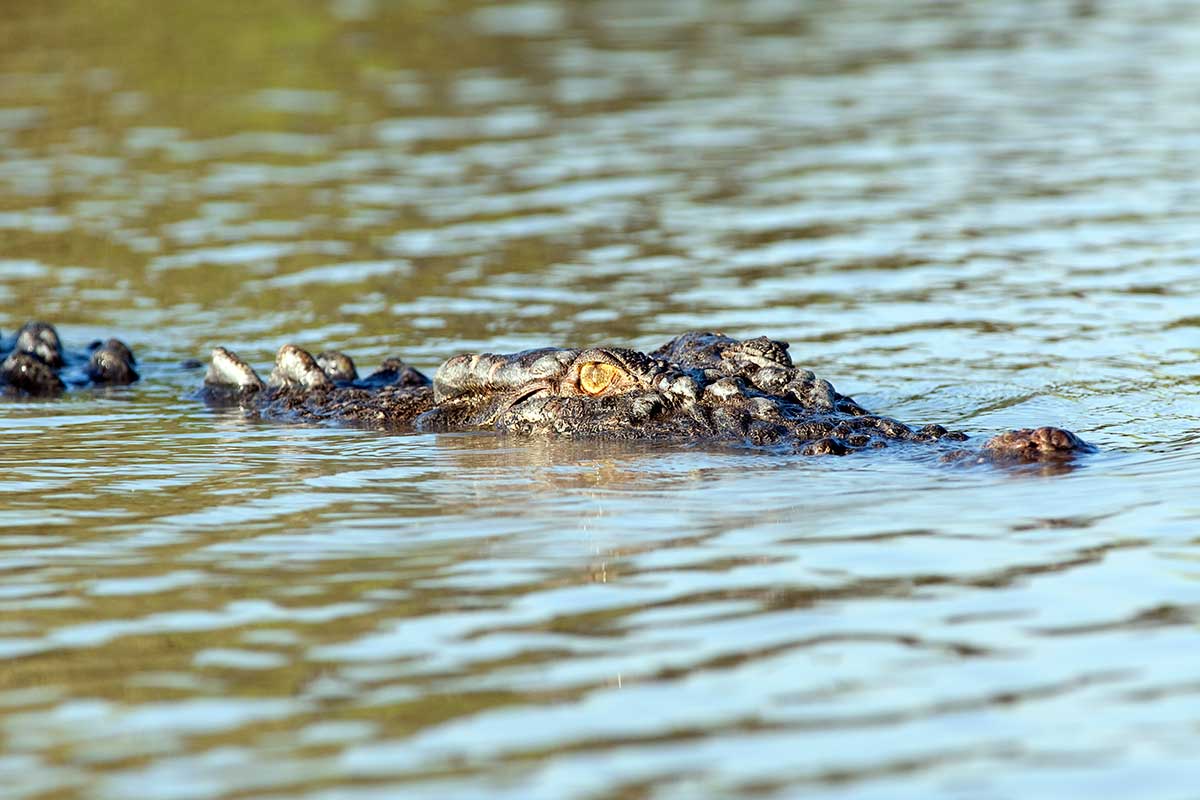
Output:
417,331,1092,461
419,332,958,454
198,331,1092,462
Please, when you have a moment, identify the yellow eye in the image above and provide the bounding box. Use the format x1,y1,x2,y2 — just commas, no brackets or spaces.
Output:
579,362,621,395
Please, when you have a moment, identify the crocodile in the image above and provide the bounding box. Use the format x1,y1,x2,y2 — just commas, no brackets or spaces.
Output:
200,331,1093,463
1,321,138,396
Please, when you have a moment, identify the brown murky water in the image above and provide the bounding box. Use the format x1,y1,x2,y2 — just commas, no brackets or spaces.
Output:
3,1,1200,797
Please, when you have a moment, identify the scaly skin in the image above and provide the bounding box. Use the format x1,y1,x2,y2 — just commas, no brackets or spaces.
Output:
1,321,138,396
200,331,1094,463
200,345,434,428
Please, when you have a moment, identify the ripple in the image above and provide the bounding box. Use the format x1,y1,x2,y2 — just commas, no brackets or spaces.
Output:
3,0,1200,797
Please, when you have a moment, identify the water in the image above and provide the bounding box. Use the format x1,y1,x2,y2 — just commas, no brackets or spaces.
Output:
2,0,1200,797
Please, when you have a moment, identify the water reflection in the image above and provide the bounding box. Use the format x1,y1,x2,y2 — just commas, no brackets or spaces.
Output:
4,0,1200,797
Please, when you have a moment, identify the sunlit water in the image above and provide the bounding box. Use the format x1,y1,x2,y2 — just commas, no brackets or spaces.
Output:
3,1,1200,797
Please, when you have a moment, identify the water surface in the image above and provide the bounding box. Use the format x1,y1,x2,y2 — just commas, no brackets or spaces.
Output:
2,1,1200,798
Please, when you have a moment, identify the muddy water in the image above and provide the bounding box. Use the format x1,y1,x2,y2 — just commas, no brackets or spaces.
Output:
3,1,1200,797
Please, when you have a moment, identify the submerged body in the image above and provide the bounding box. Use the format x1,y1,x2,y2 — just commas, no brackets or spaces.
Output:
201,331,1093,463
1,321,138,396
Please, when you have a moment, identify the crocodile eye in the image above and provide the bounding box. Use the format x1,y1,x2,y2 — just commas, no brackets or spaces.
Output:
579,361,622,395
